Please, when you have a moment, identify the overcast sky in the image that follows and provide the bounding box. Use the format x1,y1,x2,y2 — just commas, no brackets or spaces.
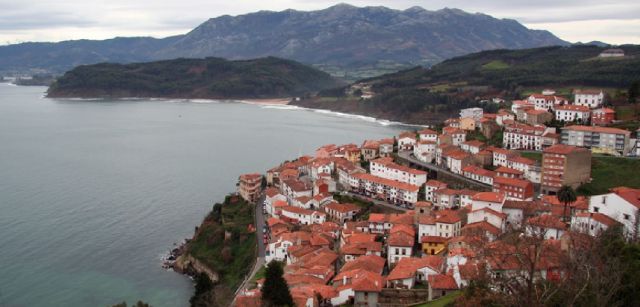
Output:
0,0,638,45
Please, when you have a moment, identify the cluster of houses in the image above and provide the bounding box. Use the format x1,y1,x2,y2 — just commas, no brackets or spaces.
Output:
236,141,638,306
234,87,640,306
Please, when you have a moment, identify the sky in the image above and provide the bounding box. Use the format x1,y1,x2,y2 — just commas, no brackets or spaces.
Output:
0,0,638,45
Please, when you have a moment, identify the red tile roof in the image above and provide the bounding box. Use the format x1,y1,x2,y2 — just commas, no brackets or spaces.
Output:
543,144,586,155
527,214,567,230
325,202,361,214
495,166,524,175
472,192,505,203
428,274,459,290
563,125,631,135
611,187,640,209
340,255,386,274
388,231,414,247
493,176,533,189
463,165,496,178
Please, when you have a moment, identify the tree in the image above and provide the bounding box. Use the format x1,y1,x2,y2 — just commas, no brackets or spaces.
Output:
262,261,293,307
557,185,577,223
628,80,639,104
190,272,215,307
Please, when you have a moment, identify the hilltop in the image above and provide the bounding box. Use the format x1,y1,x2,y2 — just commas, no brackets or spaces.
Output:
47,57,342,99
293,45,640,124
1,4,566,80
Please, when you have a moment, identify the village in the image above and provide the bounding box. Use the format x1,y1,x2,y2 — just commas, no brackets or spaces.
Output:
234,88,640,307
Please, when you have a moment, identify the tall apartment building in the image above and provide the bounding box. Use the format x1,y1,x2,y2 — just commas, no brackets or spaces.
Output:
561,125,631,156
503,122,558,151
238,173,263,203
541,145,592,195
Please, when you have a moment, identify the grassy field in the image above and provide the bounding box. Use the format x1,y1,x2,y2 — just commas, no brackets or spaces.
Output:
187,195,257,292
520,152,542,163
413,291,461,307
578,157,640,195
482,60,509,70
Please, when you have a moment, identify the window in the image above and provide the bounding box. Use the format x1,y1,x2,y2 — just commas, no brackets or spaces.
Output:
624,214,630,220
593,206,600,213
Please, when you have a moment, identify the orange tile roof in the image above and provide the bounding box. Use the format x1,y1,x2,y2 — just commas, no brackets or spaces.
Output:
555,104,590,112
428,274,459,290
543,144,586,155
325,202,361,214
563,125,631,135
575,212,619,227
418,128,438,135
472,192,505,203
495,166,524,175
390,224,416,237
463,165,496,178
426,180,448,188
493,176,533,189
388,231,414,247
527,214,567,230
418,215,436,225
340,255,386,274
435,211,462,224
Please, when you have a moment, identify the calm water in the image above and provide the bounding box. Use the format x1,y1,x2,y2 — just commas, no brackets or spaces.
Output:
0,84,404,307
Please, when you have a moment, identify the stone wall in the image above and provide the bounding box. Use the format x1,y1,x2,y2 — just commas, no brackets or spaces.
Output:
378,288,431,306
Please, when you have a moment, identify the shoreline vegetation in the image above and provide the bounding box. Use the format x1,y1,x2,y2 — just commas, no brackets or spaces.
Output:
165,195,256,307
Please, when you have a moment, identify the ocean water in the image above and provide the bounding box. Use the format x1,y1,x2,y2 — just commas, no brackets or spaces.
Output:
0,84,404,307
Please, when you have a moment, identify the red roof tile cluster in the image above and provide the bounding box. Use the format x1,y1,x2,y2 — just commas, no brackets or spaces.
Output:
388,231,415,247
555,104,590,112
340,255,386,274
463,165,496,178
472,192,505,203
428,274,459,290
527,214,567,230
325,202,361,214
563,125,631,135
388,256,444,280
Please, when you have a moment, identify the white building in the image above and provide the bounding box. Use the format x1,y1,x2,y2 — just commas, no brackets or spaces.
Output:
349,173,420,206
555,105,591,123
574,89,604,108
414,141,437,163
280,206,327,225
571,212,619,237
370,157,427,186
588,187,640,239
459,107,484,121
528,94,568,111
503,123,557,151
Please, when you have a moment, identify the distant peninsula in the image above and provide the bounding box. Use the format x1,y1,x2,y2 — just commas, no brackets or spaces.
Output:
46,57,343,99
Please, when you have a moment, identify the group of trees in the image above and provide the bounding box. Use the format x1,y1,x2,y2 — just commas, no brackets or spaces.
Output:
48,57,341,99
262,261,294,307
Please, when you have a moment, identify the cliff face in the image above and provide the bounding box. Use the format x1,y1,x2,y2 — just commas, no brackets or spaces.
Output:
47,57,342,99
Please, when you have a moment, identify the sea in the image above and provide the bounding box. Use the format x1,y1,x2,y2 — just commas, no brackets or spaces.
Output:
0,84,407,307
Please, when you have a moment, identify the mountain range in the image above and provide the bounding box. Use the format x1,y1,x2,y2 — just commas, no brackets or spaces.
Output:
0,4,568,79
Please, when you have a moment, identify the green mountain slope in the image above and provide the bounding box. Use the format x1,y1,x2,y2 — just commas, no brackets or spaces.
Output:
292,45,640,125
1,4,567,79
47,57,342,99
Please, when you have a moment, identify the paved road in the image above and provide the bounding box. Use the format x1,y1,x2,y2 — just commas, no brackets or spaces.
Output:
231,194,267,306
255,194,266,258
396,151,492,190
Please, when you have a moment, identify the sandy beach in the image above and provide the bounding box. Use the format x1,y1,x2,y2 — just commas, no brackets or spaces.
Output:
241,98,291,105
